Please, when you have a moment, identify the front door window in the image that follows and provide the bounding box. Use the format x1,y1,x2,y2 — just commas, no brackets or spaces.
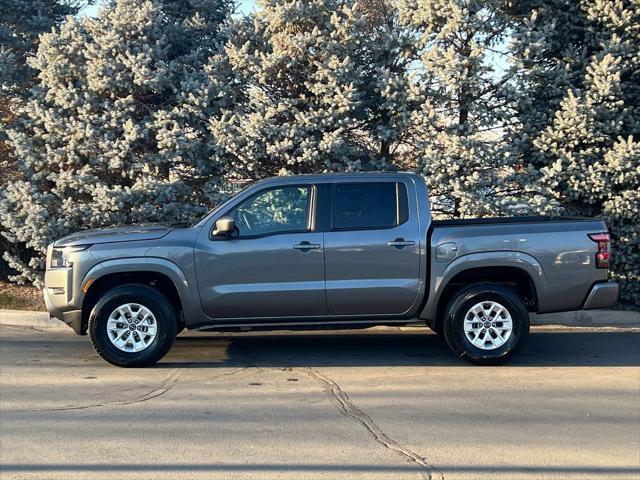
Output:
230,186,311,237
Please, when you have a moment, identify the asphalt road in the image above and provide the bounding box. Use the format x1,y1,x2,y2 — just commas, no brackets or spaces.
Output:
0,324,639,480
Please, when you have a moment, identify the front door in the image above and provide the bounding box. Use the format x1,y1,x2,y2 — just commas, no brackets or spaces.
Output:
194,184,326,319
324,181,421,316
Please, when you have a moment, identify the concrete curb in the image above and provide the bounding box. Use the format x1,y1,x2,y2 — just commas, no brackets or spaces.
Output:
1,308,638,332
0,310,69,331
531,309,640,328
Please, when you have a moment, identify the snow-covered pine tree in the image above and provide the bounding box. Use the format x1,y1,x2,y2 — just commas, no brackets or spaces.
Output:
209,0,419,178
0,0,89,173
0,0,88,95
0,0,233,285
536,0,639,306
506,0,601,173
349,0,421,168
397,0,515,218
0,0,91,279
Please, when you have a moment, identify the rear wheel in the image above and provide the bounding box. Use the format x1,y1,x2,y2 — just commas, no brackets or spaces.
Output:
443,284,529,365
88,284,177,367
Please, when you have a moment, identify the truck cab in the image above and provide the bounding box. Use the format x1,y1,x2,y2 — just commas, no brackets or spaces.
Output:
192,173,427,322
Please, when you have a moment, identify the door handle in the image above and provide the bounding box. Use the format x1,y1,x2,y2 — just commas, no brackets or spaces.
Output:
293,241,321,251
388,238,415,249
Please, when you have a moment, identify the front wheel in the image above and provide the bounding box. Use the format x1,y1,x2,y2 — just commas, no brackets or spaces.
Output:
88,284,177,367
443,284,529,365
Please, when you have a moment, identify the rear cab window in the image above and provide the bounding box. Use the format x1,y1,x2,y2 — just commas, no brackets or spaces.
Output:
332,182,409,230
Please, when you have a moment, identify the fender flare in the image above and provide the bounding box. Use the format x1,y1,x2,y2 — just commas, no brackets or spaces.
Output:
80,257,192,311
420,251,545,321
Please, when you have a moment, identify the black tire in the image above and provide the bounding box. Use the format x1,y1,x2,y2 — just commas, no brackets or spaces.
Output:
443,283,529,365
88,284,177,367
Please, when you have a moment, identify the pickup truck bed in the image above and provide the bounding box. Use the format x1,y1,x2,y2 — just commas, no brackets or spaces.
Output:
427,217,616,321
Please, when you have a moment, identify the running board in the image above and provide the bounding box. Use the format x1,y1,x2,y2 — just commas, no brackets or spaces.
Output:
192,318,427,332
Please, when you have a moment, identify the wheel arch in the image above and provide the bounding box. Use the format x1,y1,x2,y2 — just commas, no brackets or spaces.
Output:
421,252,544,330
80,258,189,334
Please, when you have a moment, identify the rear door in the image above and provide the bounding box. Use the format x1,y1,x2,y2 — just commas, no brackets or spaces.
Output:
324,180,421,316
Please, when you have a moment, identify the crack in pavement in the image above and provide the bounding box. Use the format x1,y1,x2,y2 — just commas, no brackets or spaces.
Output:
0,368,185,414
0,367,247,414
243,352,444,479
301,367,444,480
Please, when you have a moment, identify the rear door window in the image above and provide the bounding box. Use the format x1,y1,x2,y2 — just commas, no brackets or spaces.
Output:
333,182,408,230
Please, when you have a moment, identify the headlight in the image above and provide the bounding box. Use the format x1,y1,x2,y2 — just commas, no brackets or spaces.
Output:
50,245,90,268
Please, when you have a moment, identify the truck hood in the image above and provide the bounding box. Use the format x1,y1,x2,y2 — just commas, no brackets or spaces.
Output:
53,225,174,247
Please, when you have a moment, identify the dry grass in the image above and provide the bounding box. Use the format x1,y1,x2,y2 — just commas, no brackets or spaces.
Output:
0,281,46,311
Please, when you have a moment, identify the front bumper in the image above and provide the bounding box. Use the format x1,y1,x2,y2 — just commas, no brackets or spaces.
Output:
43,286,84,335
583,281,619,310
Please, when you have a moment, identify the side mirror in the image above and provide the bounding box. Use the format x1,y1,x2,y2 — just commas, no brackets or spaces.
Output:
212,216,235,237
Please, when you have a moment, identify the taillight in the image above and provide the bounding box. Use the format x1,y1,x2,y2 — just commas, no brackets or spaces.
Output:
588,232,610,269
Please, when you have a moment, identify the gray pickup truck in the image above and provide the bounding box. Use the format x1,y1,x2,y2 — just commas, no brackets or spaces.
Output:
44,172,618,367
